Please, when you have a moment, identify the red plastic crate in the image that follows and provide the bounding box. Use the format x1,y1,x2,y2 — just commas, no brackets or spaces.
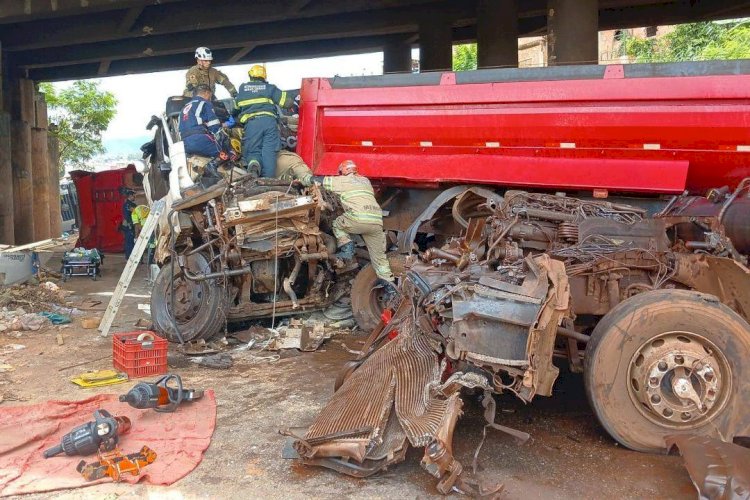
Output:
112,331,168,378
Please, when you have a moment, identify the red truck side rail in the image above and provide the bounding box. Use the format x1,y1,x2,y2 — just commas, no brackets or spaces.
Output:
297,61,750,194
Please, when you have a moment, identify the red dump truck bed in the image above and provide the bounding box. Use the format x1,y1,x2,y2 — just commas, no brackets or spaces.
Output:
297,61,750,194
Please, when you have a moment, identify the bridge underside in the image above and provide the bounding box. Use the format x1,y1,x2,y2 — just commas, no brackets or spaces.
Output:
0,0,749,245
1,0,749,81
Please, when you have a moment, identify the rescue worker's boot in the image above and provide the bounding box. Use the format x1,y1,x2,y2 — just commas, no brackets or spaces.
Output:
333,241,359,273
377,278,399,304
334,241,355,260
247,160,261,178
201,157,223,188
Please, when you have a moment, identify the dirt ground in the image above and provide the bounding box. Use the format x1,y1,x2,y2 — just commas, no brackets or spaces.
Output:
0,252,696,499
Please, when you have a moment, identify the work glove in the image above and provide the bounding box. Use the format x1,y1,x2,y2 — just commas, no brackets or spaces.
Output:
224,116,236,128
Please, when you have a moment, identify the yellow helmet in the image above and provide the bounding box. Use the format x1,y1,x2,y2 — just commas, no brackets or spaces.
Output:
248,65,267,80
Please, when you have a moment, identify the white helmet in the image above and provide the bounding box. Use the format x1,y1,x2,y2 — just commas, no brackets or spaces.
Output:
195,47,213,61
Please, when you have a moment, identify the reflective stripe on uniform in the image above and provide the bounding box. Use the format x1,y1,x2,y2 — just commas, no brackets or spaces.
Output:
280,91,287,106
239,111,277,123
340,190,374,201
345,211,382,223
323,177,334,191
206,119,220,127
237,97,275,107
195,101,205,124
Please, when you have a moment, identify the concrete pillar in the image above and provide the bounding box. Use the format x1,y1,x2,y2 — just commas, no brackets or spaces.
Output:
11,120,34,244
383,41,412,74
547,0,598,65
16,79,35,124
419,16,453,72
0,112,14,244
31,127,51,241
34,91,48,129
0,42,5,113
48,135,62,238
477,0,519,69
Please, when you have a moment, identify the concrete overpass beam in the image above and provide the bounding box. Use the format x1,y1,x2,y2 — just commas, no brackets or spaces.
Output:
383,41,412,74
477,0,519,69
419,16,453,72
547,0,598,66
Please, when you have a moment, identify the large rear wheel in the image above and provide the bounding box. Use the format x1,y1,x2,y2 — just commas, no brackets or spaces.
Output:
584,289,750,452
151,253,227,343
351,255,406,332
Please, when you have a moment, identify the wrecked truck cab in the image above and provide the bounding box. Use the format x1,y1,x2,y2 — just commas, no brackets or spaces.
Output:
293,186,750,492
149,175,349,343
140,99,357,343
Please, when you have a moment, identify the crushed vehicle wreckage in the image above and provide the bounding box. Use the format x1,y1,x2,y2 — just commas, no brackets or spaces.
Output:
288,186,750,493
149,175,354,343
140,98,369,342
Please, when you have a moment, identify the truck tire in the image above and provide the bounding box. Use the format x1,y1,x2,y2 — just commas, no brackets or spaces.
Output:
351,255,406,332
584,289,750,453
151,254,227,343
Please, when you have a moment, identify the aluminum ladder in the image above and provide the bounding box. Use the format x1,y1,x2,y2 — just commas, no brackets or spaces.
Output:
98,199,166,337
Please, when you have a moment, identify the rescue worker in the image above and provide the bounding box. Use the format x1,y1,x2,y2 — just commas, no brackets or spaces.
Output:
316,160,397,298
235,65,299,177
131,204,156,264
276,150,313,187
179,84,232,179
184,47,237,98
121,189,136,259
131,204,149,239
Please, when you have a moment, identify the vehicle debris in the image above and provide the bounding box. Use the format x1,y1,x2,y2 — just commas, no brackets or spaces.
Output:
269,320,330,351
180,339,223,355
667,435,750,500
228,325,272,344
291,187,750,493
189,353,233,370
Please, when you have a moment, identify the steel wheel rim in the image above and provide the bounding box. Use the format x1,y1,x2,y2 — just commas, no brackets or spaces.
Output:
167,275,207,325
627,330,732,429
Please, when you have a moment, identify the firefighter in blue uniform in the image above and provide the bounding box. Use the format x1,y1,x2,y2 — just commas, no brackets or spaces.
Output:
235,65,299,177
179,84,233,179
179,84,224,157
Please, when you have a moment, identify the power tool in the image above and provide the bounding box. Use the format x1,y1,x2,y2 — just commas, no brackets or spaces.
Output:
43,409,131,458
119,373,203,413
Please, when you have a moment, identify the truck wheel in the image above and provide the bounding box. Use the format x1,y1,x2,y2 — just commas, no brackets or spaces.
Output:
351,255,406,332
584,289,750,452
151,254,227,343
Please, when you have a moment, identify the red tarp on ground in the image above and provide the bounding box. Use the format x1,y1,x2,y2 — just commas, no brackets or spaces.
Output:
70,166,138,253
0,391,216,496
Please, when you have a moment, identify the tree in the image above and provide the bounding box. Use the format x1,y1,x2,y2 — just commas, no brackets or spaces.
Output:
39,80,117,173
621,21,750,63
453,43,478,71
